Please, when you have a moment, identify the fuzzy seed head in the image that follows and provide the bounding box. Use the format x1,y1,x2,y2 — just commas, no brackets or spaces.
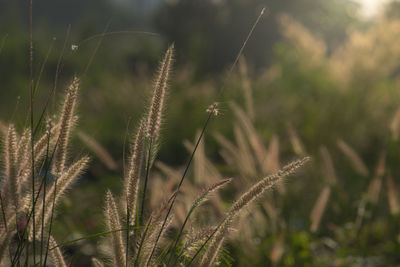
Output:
53,76,79,176
146,44,174,140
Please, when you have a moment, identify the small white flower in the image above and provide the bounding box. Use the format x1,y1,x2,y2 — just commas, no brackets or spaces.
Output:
206,102,219,116
71,45,79,51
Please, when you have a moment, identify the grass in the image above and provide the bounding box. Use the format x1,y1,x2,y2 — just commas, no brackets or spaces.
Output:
0,6,311,266
2,3,400,267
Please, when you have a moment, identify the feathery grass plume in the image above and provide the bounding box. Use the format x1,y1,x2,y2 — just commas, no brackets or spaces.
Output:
16,129,31,172
269,231,285,267
233,124,257,177
187,131,206,184
184,131,224,184
337,139,369,176
320,146,337,186
265,135,280,174
18,119,60,185
3,124,19,210
142,215,173,267
53,76,79,176
77,131,118,171
134,215,153,267
229,102,267,168
0,119,60,185
200,157,310,267
214,133,240,166
0,120,7,136
32,156,90,240
191,178,232,213
167,179,231,265
366,153,386,204
278,14,326,67
124,120,146,224
146,44,174,140
133,191,177,264
310,186,331,233
49,236,67,267
390,107,400,141
0,233,10,264
104,190,126,267
386,173,400,215
287,123,306,156
179,226,216,260
92,257,105,267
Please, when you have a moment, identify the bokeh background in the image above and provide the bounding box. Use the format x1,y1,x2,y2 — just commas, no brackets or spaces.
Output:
1,0,400,266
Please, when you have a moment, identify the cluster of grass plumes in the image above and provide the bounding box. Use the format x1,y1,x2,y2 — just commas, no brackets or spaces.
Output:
0,77,89,266
0,16,310,267
82,44,310,267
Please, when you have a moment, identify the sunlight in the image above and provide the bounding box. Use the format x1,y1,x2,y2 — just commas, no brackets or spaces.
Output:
356,0,391,17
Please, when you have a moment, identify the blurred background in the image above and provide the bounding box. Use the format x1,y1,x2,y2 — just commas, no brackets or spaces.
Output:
1,0,400,266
